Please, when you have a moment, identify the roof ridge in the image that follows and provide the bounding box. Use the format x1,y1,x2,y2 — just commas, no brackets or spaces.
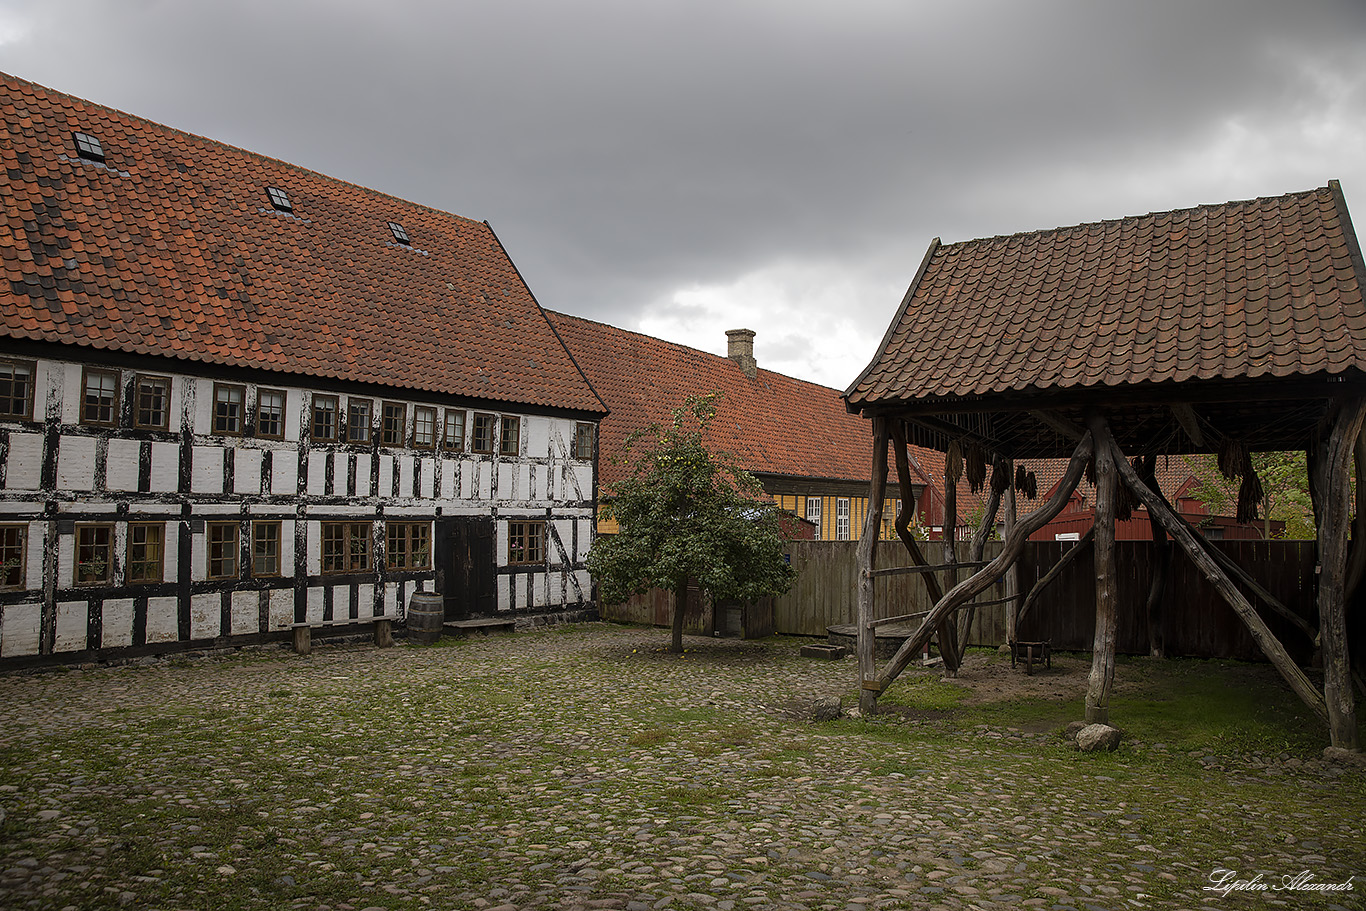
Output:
1,70,486,228
938,185,1332,251
545,309,849,395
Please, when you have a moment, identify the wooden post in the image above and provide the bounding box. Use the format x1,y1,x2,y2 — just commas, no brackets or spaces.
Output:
960,472,1004,660
1085,414,1118,724
856,417,891,715
1346,426,1366,601
940,458,961,674
1003,467,1019,645
890,422,943,606
1104,426,1329,725
873,432,1094,691
888,422,958,674
1309,398,1366,750
1142,458,1169,659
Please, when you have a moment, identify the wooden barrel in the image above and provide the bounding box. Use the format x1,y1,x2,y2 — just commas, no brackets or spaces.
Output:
407,591,444,645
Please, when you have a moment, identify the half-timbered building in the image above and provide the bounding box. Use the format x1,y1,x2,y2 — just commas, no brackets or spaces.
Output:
0,73,605,665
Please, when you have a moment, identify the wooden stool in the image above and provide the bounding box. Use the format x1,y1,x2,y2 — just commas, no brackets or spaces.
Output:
1010,639,1051,675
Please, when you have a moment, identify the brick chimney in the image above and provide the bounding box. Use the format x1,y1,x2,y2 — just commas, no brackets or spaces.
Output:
726,328,757,379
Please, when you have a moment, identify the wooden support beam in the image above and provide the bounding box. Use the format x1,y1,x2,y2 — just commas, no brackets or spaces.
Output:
1187,517,1317,643
1103,424,1330,727
958,470,1005,660
1003,465,1019,644
1170,403,1205,448
940,456,962,675
888,422,959,679
1142,459,1170,659
870,561,989,577
873,431,1094,692
891,421,943,608
1017,528,1094,627
856,417,891,716
1030,410,1086,441
867,611,929,629
1133,467,1316,643
905,415,1001,451
1309,397,1366,750
1085,414,1119,724
1347,425,1366,601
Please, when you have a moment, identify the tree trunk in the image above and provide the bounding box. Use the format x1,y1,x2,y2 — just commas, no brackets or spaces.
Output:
1308,397,1366,750
1085,414,1118,724
670,576,688,653
856,417,890,715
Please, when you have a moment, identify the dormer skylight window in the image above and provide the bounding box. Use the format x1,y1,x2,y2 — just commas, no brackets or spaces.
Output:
266,186,293,212
388,222,411,245
73,131,105,162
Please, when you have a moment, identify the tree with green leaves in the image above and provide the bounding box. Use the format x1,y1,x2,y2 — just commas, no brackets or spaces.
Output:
587,393,796,653
1190,451,1317,539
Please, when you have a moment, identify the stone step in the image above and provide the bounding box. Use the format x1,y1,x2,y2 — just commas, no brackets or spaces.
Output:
800,643,847,660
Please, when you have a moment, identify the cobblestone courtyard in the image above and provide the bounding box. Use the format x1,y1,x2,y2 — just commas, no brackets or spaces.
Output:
0,624,1362,911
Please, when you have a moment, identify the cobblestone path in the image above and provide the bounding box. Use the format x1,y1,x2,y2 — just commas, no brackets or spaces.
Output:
0,624,1362,910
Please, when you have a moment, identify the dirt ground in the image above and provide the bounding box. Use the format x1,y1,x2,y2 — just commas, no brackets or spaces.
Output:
939,647,1095,704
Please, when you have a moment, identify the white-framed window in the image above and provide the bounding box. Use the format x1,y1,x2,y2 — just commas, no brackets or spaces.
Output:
82,368,120,427
413,406,436,449
805,497,822,541
836,498,851,541
257,389,286,439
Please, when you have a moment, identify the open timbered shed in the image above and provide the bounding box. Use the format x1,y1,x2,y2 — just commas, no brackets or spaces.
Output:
844,183,1366,750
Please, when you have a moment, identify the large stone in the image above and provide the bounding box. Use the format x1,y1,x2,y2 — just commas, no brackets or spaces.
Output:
1063,721,1088,741
1322,746,1366,769
1075,723,1122,752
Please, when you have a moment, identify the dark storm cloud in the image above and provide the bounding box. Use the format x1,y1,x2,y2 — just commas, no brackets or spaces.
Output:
3,0,1364,383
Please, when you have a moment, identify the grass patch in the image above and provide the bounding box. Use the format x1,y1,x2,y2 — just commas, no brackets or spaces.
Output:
877,674,971,712
629,729,671,747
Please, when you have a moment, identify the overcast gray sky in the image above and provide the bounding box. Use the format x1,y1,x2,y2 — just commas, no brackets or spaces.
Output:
3,0,1364,389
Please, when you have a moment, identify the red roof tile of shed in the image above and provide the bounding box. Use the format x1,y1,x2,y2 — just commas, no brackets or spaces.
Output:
0,73,603,414
846,185,1366,409
545,311,874,487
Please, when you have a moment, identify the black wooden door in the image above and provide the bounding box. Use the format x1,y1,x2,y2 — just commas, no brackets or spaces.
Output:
435,517,495,620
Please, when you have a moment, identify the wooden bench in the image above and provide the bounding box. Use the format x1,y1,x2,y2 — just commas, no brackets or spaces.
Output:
290,615,397,655
1010,639,1051,675
443,617,516,637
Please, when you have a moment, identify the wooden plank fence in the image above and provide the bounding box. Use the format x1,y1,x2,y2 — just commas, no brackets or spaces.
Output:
600,539,1318,662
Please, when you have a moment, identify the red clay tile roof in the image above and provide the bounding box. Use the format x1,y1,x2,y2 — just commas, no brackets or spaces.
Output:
0,73,603,414
545,311,876,487
847,185,1366,410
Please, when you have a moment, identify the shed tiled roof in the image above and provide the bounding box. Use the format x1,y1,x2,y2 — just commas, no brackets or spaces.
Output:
0,73,604,414
545,311,875,487
847,185,1366,410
